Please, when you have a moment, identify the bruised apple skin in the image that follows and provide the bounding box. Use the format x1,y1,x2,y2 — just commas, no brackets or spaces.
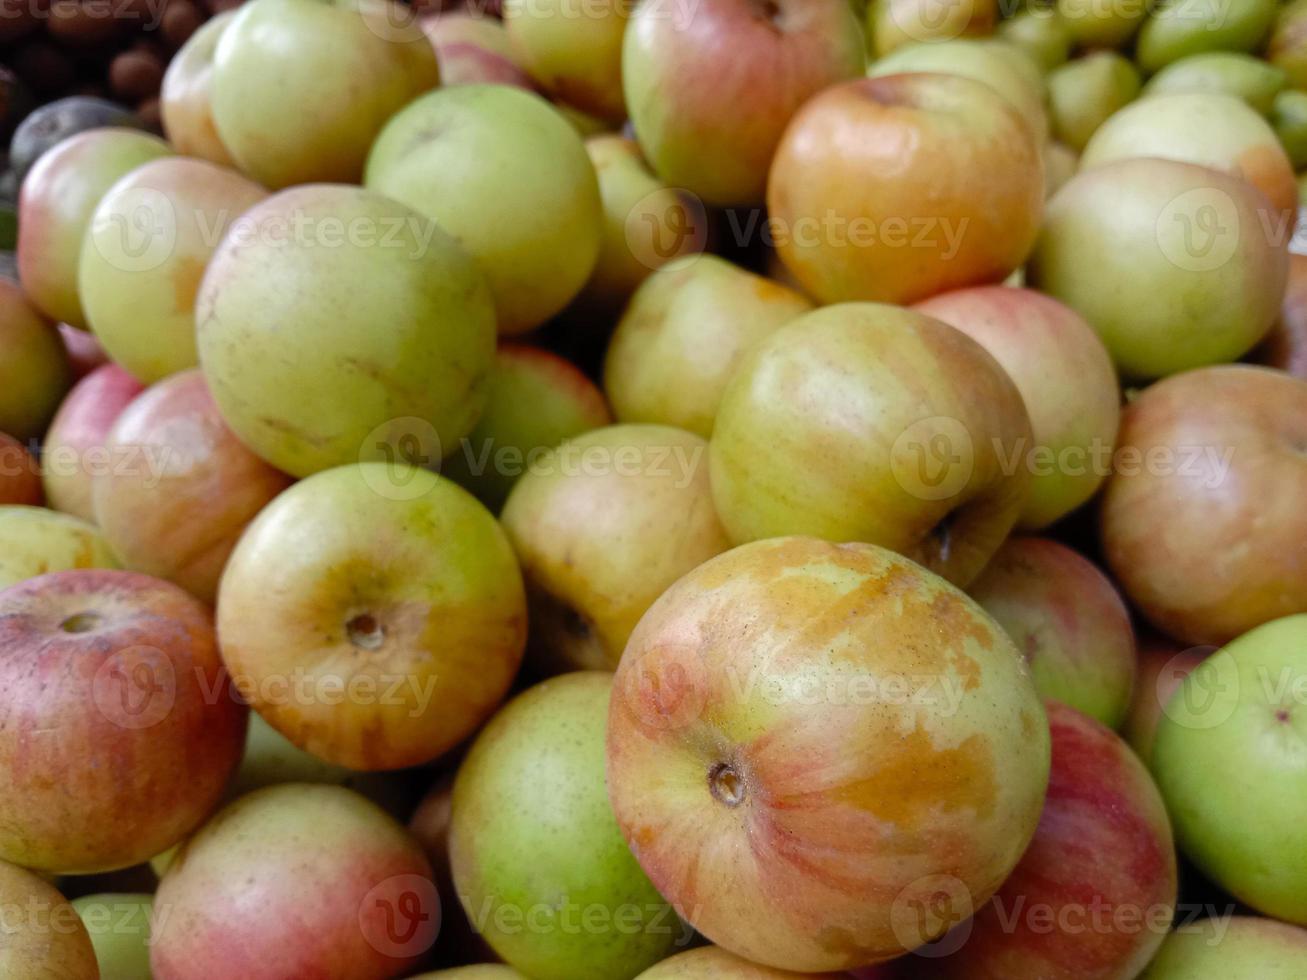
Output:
606,537,1051,973
634,945,844,978
0,569,247,873
0,861,99,979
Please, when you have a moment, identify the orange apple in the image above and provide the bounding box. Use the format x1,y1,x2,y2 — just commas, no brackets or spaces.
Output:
160,10,238,167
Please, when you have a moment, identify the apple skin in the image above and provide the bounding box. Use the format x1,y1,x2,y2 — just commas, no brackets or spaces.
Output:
708,303,1032,587
1055,0,1146,50
0,276,71,441
72,893,153,980
210,0,440,189
1080,92,1298,224
0,861,98,979
768,74,1044,306
151,784,439,980
451,672,679,980
1028,159,1289,380
196,184,497,479
217,463,526,770
997,8,1072,73
1143,52,1288,115
421,12,535,89
16,127,172,329
500,424,731,672
913,286,1120,529
365,84,604,336
911,702,1176,980
1139,916,1307,979
440,343,611,512
92,369,294,604
871,0,998,58
623,0,866,208
634,945,844,978
1151,614,1307,924
1046,52,1141,153
59,321,110,380
1122,637,1210,765
1136,0,1277,75
503,0,628,121
41,363,144,522
0,505,119,590
1253,251,1307,379
0,568,247,873
968,538,1136,729
604,254,813,438
160,10,239,167
607,537,1050,972
79,157,267,384
409,969,526,979
0,431,41,505
1100,366,1307,645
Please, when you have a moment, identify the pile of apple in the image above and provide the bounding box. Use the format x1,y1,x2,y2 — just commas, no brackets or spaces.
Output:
1,0,1306,977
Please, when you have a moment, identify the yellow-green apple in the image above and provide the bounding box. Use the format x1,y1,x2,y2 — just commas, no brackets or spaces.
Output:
0,432,40,506
623,0,866,208
151,784,439,980
93,369,293,603
870,0,997,57
500,424,730,671
1055,0,1147,50
196,184,496,478
768,74,1043,306
1046,52,1140,152
1270,0,1307,89
210,0,440,189
998,8,1072,72
1080,92,1298,224
1152,614,1307,923
1100,366,1307,644
1272,89,1307,168
16,127,171,329
0,276,70,440
708,304,1032,587
59,321,110,380
366,84,603,336
79,158,267,384
421,11,535,89
635,945,843,978
410,970,526,979
1122,637,1210,764
72,893,153,980
604,255,813,438
0,569,247,873
916,702,1176,980
607,537,1050,971
216,463,526,770
1028,159,1289,379
41,363,144,522
0,861,98,979
0,505,118,590
440,343,611,512
1254,252,1307,379
914,286,1120,528
503,0,628,121
1135,0,1277,74
451,672,679,979
1143,52,1288,115
576,134,708,313
1044,141,1079,197
1140,916,1307,979
968,538,1136,728
160,11,238,167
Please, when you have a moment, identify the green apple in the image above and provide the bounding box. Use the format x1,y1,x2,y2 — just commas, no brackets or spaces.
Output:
1140,916,1307,979
366,84,603,336
1046,51,1140,152
196,183,496,478
503,0,628,121
211,0,439,188
410,969,527,979
1136,0,1277,74
636,946,842,978
1028,158,1289,379
1152,614,1307,923
1273,89,1307,168
871,0,998,57
1056,0,1147,49
450,672,680,980
1143,51,1288,115
0,505,117,590
80,156,267,384
71,893,153,980
998,7,1072,73
0,862,97,978
0,276,69,440
160,10,238,166
16,127,171,329
1270,0,1307,89
1044,140,1079,197
604,255,813,438
441,343,611,512
500,424,730,671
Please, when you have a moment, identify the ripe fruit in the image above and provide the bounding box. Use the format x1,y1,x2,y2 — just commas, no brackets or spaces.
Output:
0,861,98,978
1123,638,1210,764
635,945,843,978
1140,916,1307,979
0,431,41,506
0,275,71,441
503,0,628,121
72,893,154,980
0,505,118,590
160,10,238,166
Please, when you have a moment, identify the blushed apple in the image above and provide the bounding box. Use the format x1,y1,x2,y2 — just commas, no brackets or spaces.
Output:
1253,251,1307,378
0,275,70,440
1143,52,1287,115
16,127,171,329
0,861,98,979
768,74,1043,306
997,7,1072,72
607,537,1050,971
72,893,153,980
1122,637,1210,764
365,84,603,336
421,11,535,89
503,0,628,121
0,569,247,873
1135,0,1277,74
635,945,843,978
196,184,496,478
1046,51,1140,152
500,424,730,671
870,0,997,58
0,431,41,505
1100,366,1307,644
0,505,118,590
604,255,813,438
217,463,526,770
160,10,238,166
623,0,866,207
1140,916,1307,979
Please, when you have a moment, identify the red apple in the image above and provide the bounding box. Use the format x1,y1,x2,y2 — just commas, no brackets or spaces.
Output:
1121,637,1212,765
0,568,247,873
0,431,41,505
1253,251,1307,379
